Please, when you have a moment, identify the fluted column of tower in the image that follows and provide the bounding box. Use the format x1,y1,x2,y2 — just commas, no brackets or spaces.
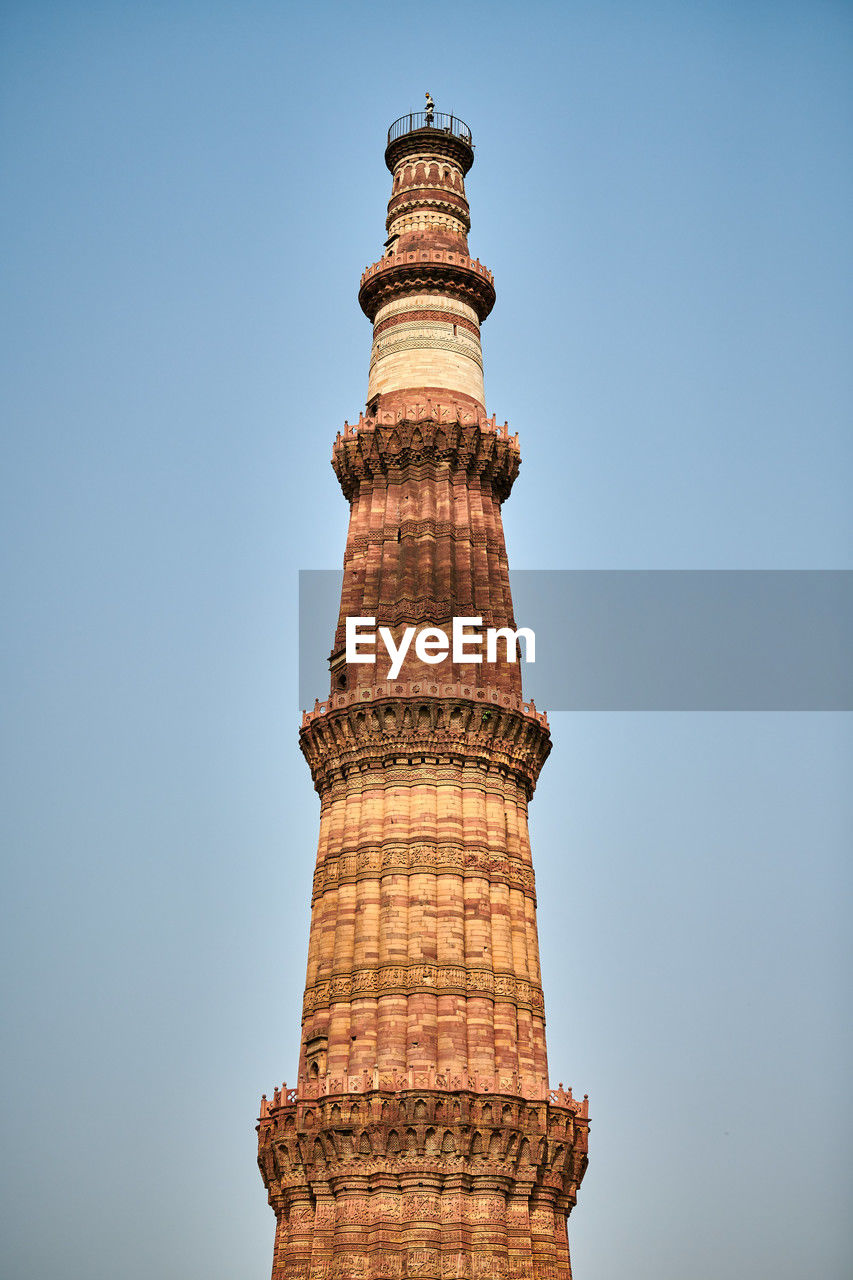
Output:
258,108,589,1280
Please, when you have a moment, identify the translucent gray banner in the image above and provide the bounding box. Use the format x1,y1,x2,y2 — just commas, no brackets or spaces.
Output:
298,571,853,711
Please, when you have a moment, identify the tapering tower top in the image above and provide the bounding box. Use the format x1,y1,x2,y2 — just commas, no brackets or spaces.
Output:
359,105,493,417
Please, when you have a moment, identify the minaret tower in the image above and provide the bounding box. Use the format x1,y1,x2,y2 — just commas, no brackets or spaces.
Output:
257,105,589,1280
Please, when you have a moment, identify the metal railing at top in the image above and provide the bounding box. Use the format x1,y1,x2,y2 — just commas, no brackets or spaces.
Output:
387,111,473,147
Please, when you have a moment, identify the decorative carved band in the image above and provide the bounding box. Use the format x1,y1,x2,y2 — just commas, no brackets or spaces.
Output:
301,963,545,1018
303,681,547,729
300,694,551,799
387,190,471,233
312,843,537,903
373,294,480,325
257,1086,588,1280
388,184,470,211
332,416,520,503
372,310,480,340
369,323,484,372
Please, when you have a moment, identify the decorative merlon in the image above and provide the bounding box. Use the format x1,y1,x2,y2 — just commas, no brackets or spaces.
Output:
302,682,548,729
259,1075,588,1118
361,250,493,287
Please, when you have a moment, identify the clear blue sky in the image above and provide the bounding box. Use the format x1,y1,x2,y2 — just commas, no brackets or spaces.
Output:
1,3,851,1278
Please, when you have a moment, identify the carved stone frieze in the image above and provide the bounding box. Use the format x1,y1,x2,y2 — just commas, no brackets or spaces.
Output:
301,963,544,1018
311,843,537,903
332,415,520,503
373,310,480,340
258,1088,586,1280
300,694,550,799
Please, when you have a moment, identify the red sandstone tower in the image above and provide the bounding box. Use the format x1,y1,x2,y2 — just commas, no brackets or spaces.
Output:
257,106,589,1280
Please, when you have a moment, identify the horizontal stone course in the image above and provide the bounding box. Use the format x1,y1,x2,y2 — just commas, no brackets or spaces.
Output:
301,964,545,1017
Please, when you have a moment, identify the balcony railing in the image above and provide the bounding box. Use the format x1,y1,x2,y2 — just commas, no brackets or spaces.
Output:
387,111,473,147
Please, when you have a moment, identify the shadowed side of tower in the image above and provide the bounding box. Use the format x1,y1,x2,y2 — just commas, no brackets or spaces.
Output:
257,108,588,1280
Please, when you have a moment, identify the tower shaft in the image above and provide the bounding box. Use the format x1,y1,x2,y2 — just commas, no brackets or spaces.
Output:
258,110,588,1280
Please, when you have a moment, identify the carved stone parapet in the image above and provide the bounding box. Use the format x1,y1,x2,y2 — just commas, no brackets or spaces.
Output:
260,1079,588,1122
359,251,496,322
333,414,520,502
299,691,551,799
303,680,548,730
